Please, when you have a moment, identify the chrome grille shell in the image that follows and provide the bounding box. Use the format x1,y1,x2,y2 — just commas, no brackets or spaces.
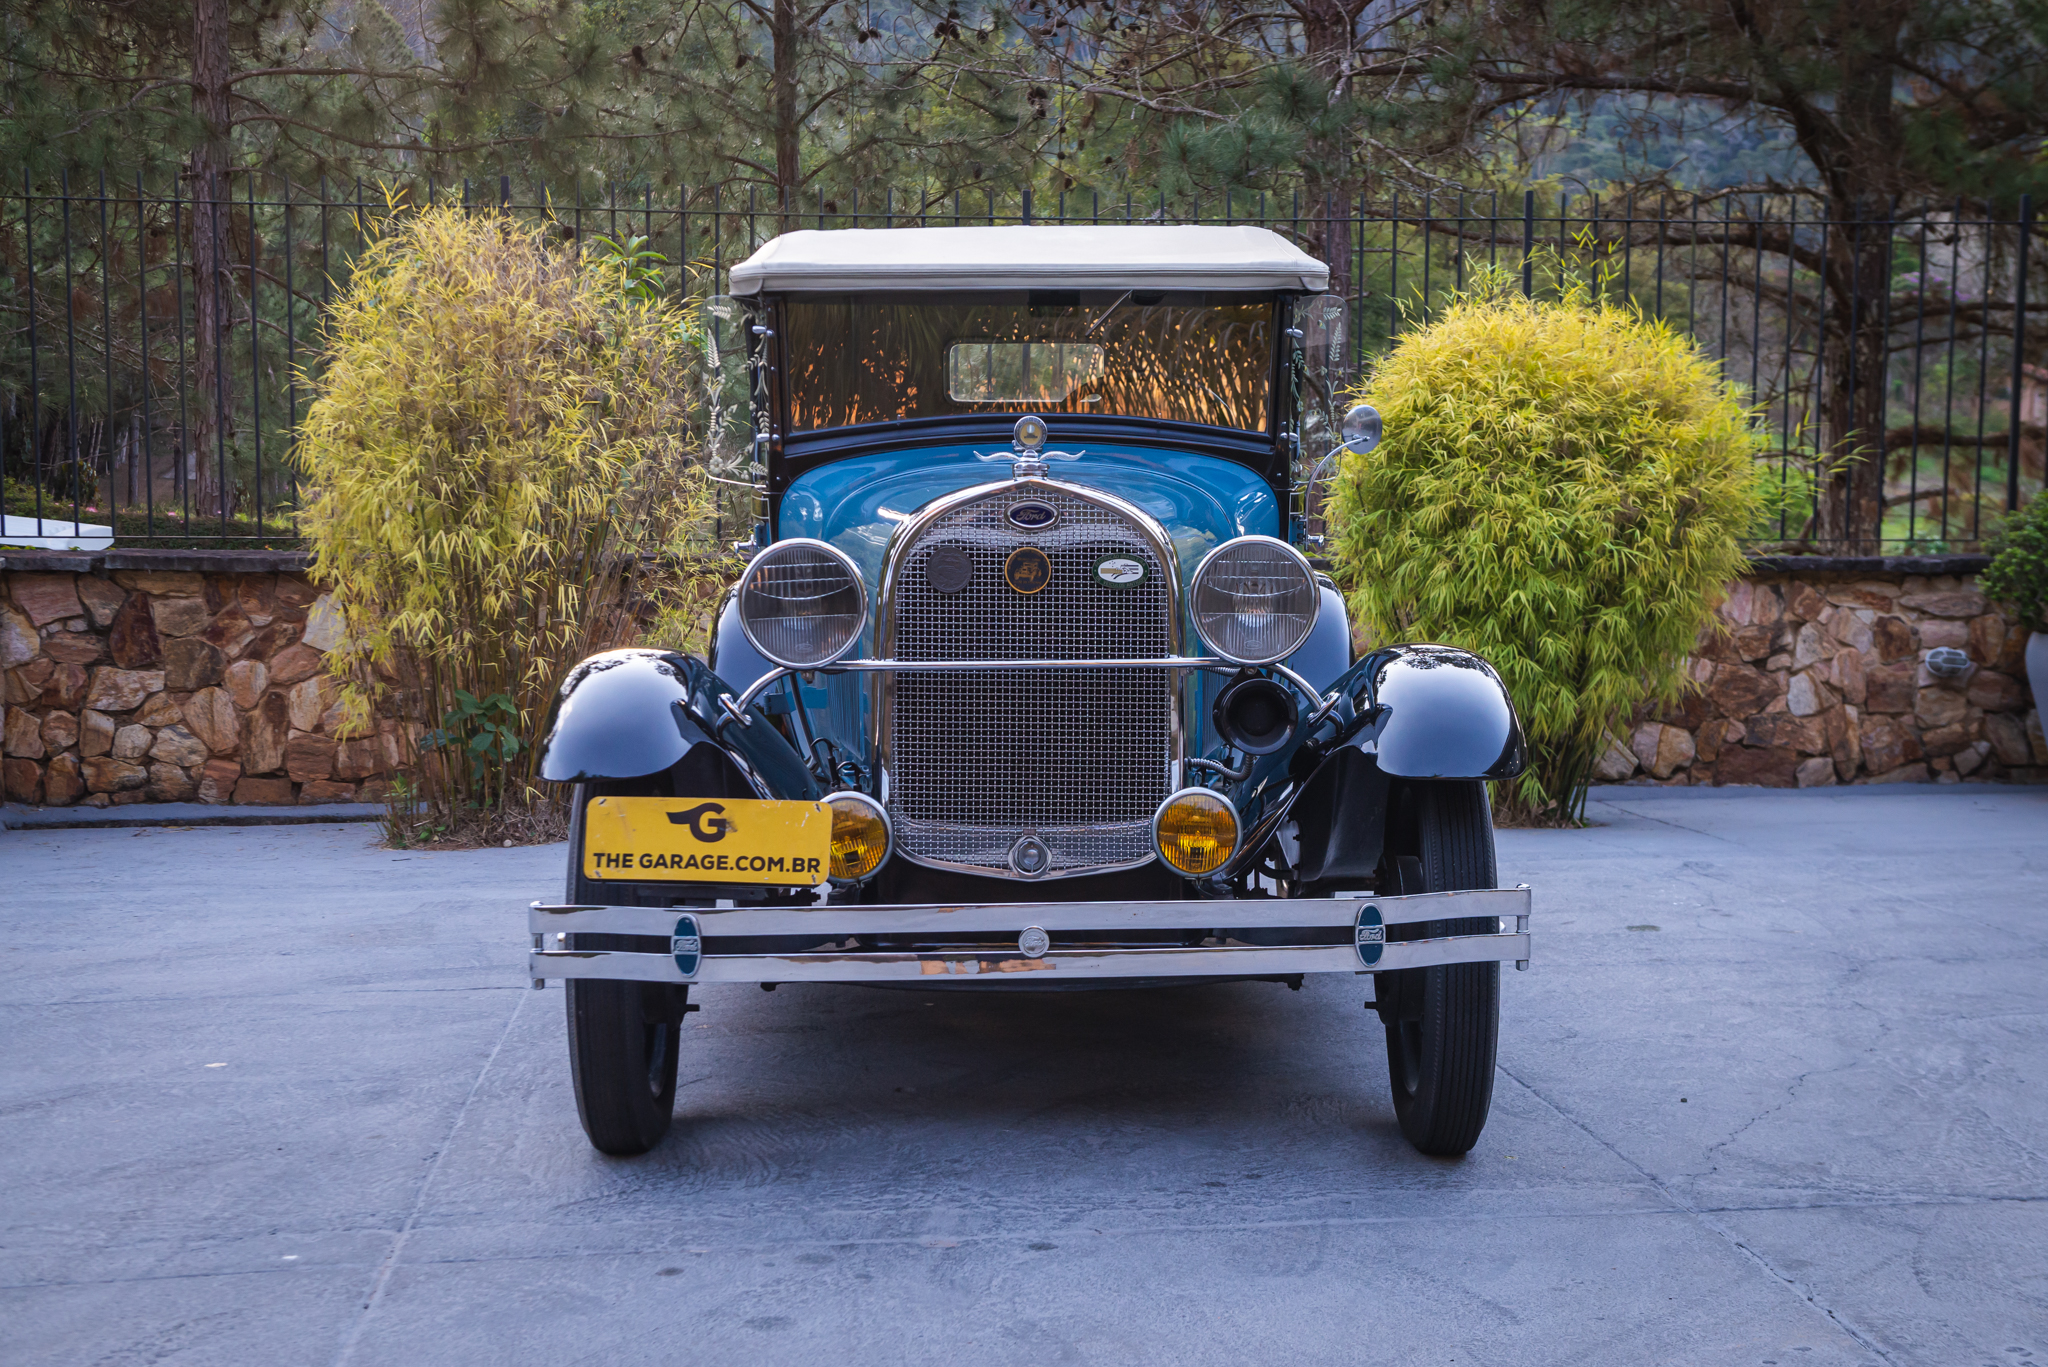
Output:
877,477,1182,880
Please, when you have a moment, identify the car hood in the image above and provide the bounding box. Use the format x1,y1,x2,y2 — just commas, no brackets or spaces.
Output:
778,444,1282,586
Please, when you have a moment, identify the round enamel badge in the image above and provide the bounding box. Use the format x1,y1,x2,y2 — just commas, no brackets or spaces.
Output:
1004,546,1052,595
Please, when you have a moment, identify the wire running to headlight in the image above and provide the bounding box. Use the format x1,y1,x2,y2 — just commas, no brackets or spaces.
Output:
736,539,867,669
1188,536,1319,666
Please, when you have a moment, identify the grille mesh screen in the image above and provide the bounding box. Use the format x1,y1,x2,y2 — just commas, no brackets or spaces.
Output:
887,486,1174,875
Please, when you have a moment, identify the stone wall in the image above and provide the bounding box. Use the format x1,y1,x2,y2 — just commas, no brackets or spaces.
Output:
1603,562,2044,787
4,552,2043,807
1,553,402,807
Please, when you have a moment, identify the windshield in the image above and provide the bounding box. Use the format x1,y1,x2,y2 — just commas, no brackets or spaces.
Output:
781,293,1275,432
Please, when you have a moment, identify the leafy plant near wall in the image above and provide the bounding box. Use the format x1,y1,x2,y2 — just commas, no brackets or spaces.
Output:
296,204,725,843
1327,268,1764,826
1979,496,2048,635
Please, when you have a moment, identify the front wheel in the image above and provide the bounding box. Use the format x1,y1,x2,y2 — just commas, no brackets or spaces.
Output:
1375,780,1500,1157
561,780,685,1155
567,979,684,1155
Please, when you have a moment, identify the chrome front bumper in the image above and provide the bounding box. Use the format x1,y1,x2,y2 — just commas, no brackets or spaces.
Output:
526,886,1530,986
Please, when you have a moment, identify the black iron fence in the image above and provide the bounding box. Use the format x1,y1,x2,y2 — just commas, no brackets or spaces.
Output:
2,171,2040,551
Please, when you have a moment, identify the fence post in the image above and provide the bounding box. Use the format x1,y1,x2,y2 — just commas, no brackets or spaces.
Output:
2011,193,2033,511
1022,188,1032,226
1521,189,1534,296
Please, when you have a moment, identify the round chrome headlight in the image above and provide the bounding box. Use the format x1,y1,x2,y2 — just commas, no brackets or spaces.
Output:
737,539,867,669
1189,536,1319,666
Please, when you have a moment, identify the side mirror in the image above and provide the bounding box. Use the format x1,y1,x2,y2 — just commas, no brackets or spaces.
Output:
1341,403,1382,454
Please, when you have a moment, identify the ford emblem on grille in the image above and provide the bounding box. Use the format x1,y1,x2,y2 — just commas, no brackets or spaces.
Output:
1004,546,1052,595
1006,500,1059,531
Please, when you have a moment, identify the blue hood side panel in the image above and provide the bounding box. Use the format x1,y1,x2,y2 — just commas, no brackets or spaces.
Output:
779,446,1280,585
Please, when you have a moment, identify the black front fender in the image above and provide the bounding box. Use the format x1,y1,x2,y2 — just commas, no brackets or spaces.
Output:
1343,644,1526,780
536,648,820,800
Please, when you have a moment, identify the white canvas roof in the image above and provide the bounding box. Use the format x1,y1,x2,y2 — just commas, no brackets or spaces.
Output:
726,224,1329,295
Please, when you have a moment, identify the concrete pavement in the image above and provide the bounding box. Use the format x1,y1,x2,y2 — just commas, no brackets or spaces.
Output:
2,785,2043,1365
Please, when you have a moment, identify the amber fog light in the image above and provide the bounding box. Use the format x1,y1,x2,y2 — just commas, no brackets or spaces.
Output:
1153,788,1240,876
825,792,891,883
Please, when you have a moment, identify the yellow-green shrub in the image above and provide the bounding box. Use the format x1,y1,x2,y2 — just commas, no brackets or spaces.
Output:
296,206,720,830
1328,274,1762,824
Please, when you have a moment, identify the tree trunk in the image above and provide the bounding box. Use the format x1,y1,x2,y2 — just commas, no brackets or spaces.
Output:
770,0,801,231
189,0,232,521
1815,203,1895,550
1297,0,1360,303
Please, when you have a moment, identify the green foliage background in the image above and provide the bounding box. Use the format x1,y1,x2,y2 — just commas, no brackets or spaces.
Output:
1980,496,2048,634
1328,272,1763,823
296,205,721,827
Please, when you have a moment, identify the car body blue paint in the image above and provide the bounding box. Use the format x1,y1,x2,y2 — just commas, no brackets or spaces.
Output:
779,444,1281,586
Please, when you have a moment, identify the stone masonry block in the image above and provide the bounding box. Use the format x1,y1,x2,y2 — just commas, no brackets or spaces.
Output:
162,637,226,691
40,710,78,752
4,706,47,759
40,632,103,666
84,666,164,713
232,775,295,805
3,756,42,803
197,758,240,804
224,659,268,710
75,576,125,628
43,752,84,805
79,709,114,757
149,595,214,638
0,604,38,668
283,733,336,783
11,573,83,627
107,594,162,668
111,724,152,760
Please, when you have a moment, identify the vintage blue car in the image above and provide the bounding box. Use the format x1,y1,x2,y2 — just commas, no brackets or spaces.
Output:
527,225,1530,1158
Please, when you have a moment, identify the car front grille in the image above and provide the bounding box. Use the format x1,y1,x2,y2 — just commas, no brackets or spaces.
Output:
885,484,1175,877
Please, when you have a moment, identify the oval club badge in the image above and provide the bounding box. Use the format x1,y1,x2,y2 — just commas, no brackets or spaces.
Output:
1094,555,1146,588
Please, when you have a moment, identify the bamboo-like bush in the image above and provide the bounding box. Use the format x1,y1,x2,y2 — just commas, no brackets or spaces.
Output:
297,206,720,838
1328,272,1762,825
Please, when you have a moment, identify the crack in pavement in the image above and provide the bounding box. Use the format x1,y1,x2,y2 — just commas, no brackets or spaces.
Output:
1495,1061,1897,1365
1585,799,1737,842
330,987,527,1367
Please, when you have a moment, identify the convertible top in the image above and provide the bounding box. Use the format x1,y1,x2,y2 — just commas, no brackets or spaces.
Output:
726,225,1330,296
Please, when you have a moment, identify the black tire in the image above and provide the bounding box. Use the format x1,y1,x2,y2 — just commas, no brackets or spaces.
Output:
1376,780,1500,1157
566,978,683,1156
561,781,685,1156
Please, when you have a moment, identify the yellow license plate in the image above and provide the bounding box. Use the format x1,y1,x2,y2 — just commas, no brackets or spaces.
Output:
582,796,832,884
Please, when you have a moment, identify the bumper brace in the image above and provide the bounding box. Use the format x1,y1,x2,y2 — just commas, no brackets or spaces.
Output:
526,886,1530,986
